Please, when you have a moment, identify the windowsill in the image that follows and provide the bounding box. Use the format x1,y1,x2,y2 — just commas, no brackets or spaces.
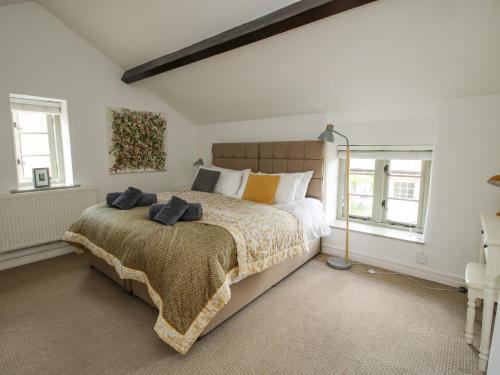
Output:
10,184,81,194
330,219,425,244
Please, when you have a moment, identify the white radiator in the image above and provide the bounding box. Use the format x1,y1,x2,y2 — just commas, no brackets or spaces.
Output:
0,187,98,253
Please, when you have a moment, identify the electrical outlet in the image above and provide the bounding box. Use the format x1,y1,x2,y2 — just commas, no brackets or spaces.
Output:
416,253,427,265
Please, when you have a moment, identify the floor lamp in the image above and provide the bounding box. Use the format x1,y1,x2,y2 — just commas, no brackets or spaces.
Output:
318,124,353,270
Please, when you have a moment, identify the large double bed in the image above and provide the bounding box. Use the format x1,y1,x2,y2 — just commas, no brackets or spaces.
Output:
64,140,328,354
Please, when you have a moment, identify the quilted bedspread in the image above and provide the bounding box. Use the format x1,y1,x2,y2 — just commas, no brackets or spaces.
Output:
64,190,307,354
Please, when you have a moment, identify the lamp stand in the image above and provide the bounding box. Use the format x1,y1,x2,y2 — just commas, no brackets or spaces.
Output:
327,142,353,270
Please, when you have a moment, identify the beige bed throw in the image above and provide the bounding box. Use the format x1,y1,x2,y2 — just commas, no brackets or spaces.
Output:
64,191,307,354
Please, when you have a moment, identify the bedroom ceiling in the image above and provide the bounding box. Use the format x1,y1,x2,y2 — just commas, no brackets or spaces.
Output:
37,0,500,124
0,0,29,5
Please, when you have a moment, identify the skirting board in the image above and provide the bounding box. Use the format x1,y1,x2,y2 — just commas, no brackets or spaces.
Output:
1,240,464,287
0,241,74,271
322,244,465,287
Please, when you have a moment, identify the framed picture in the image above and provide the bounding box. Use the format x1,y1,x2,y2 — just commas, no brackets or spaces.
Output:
106,107,167,174
33,168,51,188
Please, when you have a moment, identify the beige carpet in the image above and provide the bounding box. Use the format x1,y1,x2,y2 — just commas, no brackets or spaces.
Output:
0,252,481,375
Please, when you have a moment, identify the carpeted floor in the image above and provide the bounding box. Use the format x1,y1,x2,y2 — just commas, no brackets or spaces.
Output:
0,252,481,375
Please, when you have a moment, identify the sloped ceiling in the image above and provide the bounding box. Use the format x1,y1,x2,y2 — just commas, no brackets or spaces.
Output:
0,0,29,5
37,0,500,124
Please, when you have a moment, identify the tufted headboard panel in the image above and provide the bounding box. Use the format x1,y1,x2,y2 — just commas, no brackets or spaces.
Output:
212,140,325,201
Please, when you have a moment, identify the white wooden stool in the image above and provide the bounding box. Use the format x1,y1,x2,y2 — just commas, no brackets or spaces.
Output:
465,263,499,346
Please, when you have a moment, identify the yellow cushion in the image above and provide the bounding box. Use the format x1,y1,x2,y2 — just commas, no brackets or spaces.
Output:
242,173,281,205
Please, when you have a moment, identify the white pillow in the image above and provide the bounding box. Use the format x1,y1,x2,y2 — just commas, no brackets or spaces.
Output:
236,169,252,198
294,171,314,201
209,166,250,197
274,173,303,204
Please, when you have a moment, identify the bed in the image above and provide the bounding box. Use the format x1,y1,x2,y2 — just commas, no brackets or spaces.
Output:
65,140,327,354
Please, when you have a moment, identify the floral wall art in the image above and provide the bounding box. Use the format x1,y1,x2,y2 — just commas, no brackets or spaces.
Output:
106,108,167,174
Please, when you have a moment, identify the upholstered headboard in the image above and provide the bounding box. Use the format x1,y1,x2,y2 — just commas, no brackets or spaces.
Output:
212,140,325,200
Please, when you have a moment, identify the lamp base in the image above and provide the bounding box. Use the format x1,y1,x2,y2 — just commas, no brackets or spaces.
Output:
327,256,353,270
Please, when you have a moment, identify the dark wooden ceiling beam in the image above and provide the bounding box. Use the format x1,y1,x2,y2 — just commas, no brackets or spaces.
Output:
121,0,377,83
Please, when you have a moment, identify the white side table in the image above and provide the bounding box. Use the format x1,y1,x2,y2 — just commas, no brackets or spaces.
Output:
479,213,500,372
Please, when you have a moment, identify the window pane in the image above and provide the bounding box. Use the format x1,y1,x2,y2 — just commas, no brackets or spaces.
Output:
20,133,50,155
386,199,419,225
350,158,375,171
16,111,48,133
390,160,421,174
388,176,421,200
349,174,374,195
349,195,373,218
22,156,51,179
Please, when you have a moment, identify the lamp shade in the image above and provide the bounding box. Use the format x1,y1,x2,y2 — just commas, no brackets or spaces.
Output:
488,175,500,187
318,124,335,143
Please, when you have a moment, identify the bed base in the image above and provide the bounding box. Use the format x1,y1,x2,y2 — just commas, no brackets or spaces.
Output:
88,238,320,336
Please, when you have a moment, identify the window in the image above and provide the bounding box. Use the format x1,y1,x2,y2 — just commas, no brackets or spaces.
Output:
10,95,70,187
348,159,375,218
393,181,415,199
337,147,432,233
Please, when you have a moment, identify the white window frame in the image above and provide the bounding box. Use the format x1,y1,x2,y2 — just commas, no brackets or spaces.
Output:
10,98,66,187
337,155,432,234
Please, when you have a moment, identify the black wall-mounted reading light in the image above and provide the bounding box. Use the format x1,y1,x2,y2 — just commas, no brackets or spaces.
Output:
193,158,204,167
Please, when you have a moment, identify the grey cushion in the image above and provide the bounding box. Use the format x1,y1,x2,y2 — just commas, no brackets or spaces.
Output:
180,203,203,221
153,196,188,226
107,192,157,207
149,201,203,221
191,168,220,193
112,187,142,210
149,203,164,220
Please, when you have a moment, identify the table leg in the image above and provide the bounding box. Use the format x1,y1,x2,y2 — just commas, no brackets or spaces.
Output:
479,279,495,372
465,294,477,344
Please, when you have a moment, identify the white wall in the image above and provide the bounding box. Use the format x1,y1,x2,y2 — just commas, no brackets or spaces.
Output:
197,97,500,284
423,95,500,277
196,113,444,271
326,95,500,282
0,2,196,199
321,117,441,279
196,113,435,220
